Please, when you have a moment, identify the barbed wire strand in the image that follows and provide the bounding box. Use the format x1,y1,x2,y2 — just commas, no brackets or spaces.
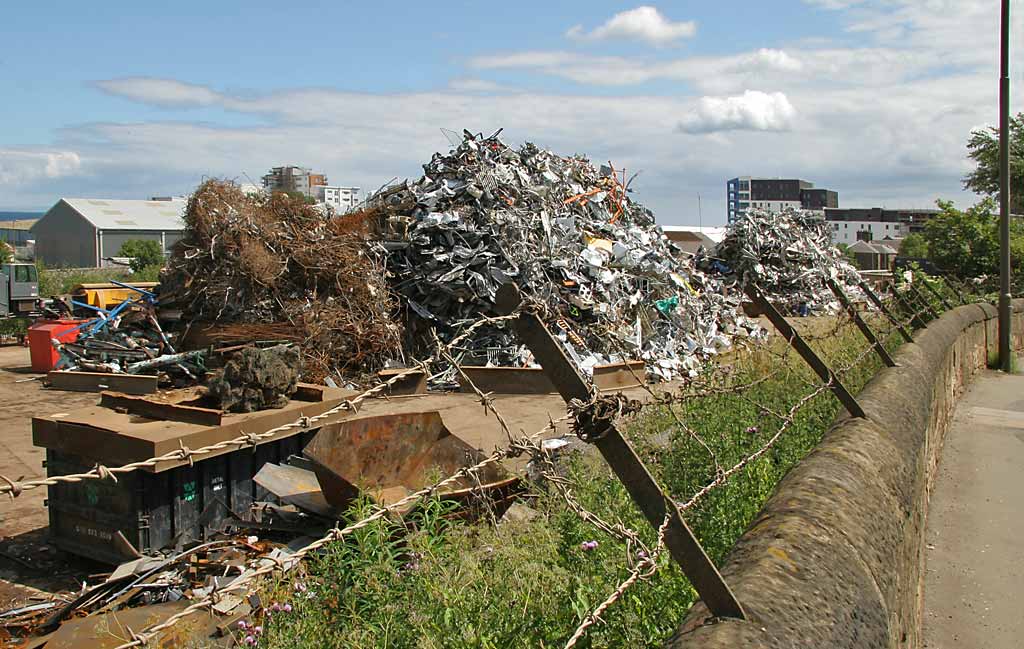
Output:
0,315,516,499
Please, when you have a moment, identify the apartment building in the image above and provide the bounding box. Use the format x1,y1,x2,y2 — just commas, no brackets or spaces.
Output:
726,177,839,223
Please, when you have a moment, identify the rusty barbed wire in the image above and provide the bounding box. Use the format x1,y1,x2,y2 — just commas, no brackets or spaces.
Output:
0,314,515,499
111,412,569,649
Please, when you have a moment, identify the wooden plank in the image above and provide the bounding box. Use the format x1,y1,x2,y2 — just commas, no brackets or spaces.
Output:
100,392,223,426
47,371,158,395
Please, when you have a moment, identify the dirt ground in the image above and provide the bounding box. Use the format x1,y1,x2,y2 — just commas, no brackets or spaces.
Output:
0,345,103,609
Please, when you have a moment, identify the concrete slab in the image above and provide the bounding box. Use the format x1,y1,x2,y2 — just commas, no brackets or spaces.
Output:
923,362,1024,648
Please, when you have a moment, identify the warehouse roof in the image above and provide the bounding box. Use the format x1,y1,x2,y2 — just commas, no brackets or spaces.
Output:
37,198,187,231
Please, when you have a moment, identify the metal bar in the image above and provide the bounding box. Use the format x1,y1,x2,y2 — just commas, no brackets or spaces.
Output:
744,284,866,419
920,277,954,312
46,370,158,395
858,280,914,343
494,283,746,620
941,276,969,306
908,283,939,320
892,287,927,330
826,279,897,367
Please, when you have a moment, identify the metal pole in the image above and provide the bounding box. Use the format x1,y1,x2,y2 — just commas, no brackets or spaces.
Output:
999,0,1013,372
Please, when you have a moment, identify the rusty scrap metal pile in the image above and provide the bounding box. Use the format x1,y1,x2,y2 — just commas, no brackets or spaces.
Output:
375,129,762,381
705,206,864,314
159,181,401,383
54,284,207,383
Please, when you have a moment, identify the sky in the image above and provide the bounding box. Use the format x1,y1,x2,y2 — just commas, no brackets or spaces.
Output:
0,0,1022,224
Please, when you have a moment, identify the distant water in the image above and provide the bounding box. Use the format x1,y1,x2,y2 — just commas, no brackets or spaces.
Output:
0,211,42,221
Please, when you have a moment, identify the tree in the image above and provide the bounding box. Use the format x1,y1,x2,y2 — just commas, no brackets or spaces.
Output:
963,112,1024,213
898,233,928,259
0,238,12,264
118,239,164,274
923,198,1024,278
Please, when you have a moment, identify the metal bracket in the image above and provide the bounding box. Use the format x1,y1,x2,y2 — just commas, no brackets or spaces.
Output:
826,278,897,368
744,284,866,419
494,283,746,620
858,280,914,343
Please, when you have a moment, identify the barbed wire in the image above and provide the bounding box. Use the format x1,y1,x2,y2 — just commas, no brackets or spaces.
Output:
111,411,569,649
563,514,671,649
0,314,515,499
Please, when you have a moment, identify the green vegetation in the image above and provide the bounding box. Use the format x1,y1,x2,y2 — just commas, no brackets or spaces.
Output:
963,111,1024,213
36,261,133,297
898,233,928,259
922,198,1024,279
117,239,165,274
252,321,896,649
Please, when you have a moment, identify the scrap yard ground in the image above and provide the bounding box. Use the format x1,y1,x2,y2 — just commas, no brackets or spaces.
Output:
0,345,96,605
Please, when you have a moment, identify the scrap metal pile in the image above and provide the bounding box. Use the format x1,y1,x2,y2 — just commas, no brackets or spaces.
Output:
160,181,401,383
0,537,308,646
707,207,863,314
55,284,206,382
375,130,762,381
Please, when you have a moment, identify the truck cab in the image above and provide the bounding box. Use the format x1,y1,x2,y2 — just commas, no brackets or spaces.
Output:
1,263,40,317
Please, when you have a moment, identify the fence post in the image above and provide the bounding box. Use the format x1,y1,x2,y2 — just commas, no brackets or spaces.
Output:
920,276,954,312
826,278,897,367
858,280,914,343
495,283,746,620
744,284,866,418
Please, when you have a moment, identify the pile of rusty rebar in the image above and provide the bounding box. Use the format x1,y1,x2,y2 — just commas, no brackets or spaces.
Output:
160,181,400,382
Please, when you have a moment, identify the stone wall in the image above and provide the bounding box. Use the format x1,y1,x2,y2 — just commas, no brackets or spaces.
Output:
666,300,1024,649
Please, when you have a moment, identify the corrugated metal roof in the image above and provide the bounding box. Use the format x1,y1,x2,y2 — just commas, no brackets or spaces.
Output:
56,198,186,231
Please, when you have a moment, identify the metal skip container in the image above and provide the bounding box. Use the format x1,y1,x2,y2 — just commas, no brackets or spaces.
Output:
302,411,519,512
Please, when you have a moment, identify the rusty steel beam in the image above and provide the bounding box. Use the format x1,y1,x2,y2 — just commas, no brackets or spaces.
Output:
495,283,746,621
826,278,897,368
744,285,866,419
908,282,940,320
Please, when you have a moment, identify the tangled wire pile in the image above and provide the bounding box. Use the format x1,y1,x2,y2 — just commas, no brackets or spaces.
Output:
375,129,761,381
161,181,400,382
707,207,863,314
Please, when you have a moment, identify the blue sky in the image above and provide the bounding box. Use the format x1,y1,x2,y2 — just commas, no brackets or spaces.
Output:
1,1,1020,223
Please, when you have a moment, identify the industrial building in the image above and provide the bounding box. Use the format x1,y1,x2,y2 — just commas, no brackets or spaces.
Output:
824,207,939,246
32,198,186,268
726,177,838,223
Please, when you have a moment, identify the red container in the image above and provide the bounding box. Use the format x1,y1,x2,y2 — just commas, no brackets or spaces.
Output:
28,319,87,373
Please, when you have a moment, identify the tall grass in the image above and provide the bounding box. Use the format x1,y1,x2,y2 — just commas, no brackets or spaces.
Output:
251,321,895,649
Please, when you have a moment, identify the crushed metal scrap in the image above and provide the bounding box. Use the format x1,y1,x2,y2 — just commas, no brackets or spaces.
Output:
374,129,763,382
704,206,865,315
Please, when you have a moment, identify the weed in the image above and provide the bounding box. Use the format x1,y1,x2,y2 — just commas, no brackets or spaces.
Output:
258,320,890,648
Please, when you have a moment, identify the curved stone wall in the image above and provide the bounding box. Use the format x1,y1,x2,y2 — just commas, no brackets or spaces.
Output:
666,300,1024,649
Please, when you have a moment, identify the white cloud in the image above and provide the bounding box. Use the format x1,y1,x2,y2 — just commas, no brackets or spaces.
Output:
95,77,224,107
0,149,82,185
566,6,696,45
447,78,513,93
468,48,801,89
677,91,797,133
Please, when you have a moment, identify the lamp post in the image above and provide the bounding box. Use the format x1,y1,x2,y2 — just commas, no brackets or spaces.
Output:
999,0,1013,372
